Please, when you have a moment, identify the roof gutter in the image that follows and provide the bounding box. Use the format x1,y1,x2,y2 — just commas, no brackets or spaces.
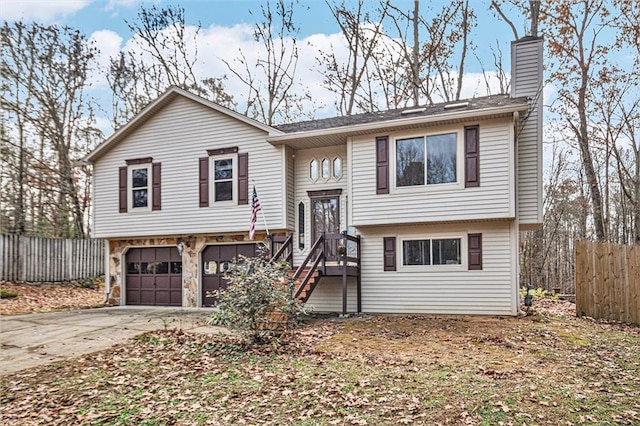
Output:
267,103,529,144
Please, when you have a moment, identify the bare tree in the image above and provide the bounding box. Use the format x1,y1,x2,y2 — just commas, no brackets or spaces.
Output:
490,0,542,38
108,4,234,129
544,0,614,242
1,22,99,237
316,0,391,115
222,0,311,125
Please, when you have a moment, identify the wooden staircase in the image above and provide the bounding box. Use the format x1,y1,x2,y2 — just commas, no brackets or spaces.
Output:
271,231,362,314
288,268,321,303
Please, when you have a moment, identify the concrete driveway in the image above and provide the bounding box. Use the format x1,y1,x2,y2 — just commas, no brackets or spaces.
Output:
0,307,226,376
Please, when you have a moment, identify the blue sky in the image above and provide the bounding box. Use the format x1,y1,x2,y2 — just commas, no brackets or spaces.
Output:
2,0,518,73
1,0,536,129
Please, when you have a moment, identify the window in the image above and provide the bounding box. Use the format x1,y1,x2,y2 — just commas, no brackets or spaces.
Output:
396,133,457,187
213,158,233,202
309,156,342,182
130,166,150,208
310,159,319,181
298,202,305,250
321,158,330,180
208,154,237,203
199,148,247,207
120,159,161,213
333,157,342,179
402,238,461,266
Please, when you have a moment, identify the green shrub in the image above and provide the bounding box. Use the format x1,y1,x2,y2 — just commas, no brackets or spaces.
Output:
520,287,559,299
0,288,19,299
209,254,305,344
72,276,104,289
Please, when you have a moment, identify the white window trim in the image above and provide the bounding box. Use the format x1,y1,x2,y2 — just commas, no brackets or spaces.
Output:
309,158,319,182
397,234,466,272
127,164,152,212
210,153,238,205
321,158,331,182
332,156,343,181
391,128,464,194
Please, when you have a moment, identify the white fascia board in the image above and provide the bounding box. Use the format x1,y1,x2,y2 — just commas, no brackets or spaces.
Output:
267,103,529,144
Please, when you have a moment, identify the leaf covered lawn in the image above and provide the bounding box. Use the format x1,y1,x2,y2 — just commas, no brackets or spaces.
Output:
1,300,639,425
0,281,105,316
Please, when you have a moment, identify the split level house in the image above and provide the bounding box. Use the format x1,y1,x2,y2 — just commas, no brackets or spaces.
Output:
84,37,543,316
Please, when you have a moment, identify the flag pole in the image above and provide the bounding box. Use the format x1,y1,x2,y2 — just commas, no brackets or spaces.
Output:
252,181,270,238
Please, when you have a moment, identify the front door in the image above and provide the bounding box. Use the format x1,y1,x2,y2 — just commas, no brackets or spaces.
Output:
311,196,340,260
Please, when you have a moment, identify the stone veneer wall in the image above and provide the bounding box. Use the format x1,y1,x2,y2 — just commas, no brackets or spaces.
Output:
106,232,277,306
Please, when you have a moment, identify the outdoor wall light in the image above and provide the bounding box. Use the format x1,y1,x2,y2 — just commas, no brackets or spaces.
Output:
176,242,185,256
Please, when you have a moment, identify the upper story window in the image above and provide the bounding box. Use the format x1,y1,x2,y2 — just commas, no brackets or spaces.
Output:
120,158,161,213
309,156,343,182
213,158,233,202
333,157,342,179
130,166,150,209
396,133,457,187
199,147,248,208
310,159,319,181
211,155,236,203
321,159,330,180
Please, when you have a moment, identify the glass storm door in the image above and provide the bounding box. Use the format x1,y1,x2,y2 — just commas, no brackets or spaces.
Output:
311,196,340,260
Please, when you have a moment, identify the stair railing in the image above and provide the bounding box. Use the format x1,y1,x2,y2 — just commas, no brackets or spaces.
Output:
269,234,293,269
292,234,325,300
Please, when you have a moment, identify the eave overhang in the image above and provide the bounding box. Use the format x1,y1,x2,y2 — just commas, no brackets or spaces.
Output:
267,103,529,149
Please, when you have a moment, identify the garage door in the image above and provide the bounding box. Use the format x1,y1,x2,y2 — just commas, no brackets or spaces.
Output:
202,244,257,307
126,247,182,306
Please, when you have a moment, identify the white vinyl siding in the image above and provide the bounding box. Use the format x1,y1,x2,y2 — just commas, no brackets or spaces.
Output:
350,119,515,226
512,38,543,227
357,222,517,315
93,96,286,238
284,145,295,230
305,277,358,313
292,146,348,266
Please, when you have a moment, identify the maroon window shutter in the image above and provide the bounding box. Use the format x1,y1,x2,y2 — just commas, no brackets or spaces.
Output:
383,236,396,271
376,136,389,194
465,125,480,188
468,233,483,270
238,153,249,205
118,166,127,213
152,162,161,211
199,157,209,207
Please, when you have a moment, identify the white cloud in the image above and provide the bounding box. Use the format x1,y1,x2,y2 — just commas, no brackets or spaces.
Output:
104,0,141,11
88,30,123,86
0,0,91,22
84,19,521,124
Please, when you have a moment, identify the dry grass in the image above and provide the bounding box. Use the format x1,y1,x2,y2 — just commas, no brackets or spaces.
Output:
0,281,105,316
1,298,638,425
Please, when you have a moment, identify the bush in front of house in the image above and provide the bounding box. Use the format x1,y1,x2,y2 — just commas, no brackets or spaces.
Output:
0,288,19,299
209,254,304,344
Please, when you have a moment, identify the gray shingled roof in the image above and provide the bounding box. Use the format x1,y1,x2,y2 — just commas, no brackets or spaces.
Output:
274,94,528,134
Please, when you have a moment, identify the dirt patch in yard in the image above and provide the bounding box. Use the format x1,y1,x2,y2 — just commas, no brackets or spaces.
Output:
1,297,638,425
0,281,105,316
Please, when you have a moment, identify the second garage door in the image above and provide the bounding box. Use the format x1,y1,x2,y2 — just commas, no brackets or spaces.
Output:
201,244,257,307
126,247,182,306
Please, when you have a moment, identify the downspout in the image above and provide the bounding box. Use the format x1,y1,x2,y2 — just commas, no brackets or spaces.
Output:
103,240,110,304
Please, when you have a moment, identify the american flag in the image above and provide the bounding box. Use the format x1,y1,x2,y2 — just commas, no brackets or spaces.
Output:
249,185,261,240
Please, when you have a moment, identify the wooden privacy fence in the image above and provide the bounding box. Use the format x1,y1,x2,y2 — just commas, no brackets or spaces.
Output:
575,240,639,324
0,234,105,282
